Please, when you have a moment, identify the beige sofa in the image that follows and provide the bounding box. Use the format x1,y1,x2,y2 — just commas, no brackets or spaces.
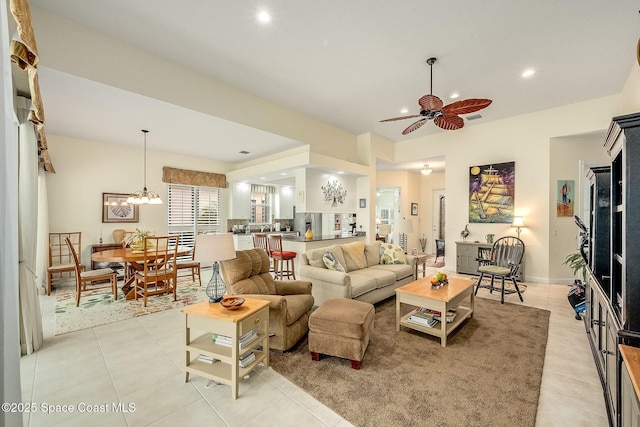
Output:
298,241,415,306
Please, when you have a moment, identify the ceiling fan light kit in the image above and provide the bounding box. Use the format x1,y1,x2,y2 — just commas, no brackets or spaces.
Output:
380,57,492,134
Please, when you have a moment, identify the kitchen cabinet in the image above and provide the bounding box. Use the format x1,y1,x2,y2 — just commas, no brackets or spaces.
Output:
620,345,640,427
233,234,254,250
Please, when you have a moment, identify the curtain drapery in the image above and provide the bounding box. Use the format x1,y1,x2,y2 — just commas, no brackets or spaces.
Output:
17,97,43,355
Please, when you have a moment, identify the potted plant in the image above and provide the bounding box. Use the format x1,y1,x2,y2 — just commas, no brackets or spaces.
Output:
563,251,587,282
124,227,156,253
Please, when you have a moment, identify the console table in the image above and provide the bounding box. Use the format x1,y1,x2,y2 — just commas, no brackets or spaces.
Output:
455,241,524,282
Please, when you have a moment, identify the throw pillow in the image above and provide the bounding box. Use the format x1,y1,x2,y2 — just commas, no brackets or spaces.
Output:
323,250,345,272
364,242,382,267
307,248,328,268
341,241,367,272
380,244,408,265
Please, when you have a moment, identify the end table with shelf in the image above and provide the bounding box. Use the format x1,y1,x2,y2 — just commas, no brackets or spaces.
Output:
182,298,269,399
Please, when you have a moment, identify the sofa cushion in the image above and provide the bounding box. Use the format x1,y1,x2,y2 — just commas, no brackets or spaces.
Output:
349,274,378,298
323,250,345,272
350,267,396,289
369,263,413,281
364,243,382,267
306,247,328,268
341,241,367,272
380,244,408,264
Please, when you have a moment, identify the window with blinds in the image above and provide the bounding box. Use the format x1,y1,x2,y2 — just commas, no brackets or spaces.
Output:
250,184,274,224
167,184,221,251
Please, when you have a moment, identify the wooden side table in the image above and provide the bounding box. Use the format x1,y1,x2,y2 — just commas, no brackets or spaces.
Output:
182,298,269,399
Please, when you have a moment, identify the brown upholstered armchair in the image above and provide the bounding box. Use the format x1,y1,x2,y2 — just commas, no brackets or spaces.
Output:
220,248,314,351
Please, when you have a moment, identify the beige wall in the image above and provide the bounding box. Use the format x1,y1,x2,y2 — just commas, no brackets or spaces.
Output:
45,135,232,266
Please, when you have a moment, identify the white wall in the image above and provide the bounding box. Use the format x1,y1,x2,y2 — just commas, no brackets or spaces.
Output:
303,169,357,213
392,94,622,282
46,135,232,268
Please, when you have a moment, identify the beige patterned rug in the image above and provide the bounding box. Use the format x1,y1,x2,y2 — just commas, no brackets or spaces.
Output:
54,278,206,335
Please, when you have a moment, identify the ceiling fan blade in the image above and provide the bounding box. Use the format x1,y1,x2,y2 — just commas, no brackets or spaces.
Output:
418,94,443,111
434,115,464,130
379,114,421,122
442,98,492,115
402,119,427,135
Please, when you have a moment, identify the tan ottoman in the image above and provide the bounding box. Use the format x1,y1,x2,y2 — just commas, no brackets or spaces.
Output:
308,298,375,370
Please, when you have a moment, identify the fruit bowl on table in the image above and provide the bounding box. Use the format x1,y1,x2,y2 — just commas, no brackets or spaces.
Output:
220,296,245,310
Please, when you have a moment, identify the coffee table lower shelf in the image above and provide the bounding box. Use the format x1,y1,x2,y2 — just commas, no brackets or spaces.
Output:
398,306,473,344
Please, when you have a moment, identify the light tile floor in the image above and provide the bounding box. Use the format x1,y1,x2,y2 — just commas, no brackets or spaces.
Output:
20,266,608,426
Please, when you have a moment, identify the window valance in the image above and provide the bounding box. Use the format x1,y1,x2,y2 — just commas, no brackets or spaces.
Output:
162,167,227,189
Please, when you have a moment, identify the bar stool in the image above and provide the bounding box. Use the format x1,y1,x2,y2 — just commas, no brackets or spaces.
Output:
253,233,274,272
268,234,297,280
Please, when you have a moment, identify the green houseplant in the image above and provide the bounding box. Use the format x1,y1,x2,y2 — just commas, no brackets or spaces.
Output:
563,252,587,282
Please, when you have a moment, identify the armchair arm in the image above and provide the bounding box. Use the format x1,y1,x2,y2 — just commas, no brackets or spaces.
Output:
274,280,312,295
238,294,286,311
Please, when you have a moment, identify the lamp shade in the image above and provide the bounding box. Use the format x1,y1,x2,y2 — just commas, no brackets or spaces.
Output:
194,233,236,263
512,216,525,228
396,218,414,234
375,218,382,225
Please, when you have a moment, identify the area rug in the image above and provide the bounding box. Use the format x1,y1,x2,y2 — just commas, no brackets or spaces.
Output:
54,278,207,335
474,275,528,294
270,296,549,427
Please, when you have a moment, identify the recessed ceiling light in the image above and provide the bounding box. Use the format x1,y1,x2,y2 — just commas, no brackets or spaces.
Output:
400,108,409,114
280,172,287,176
257,10,271,23
260,177,266,180
450,93,460,99
337,171,344,174
521,68,535,78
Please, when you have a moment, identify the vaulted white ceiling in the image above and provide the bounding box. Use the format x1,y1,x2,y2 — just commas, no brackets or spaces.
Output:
29,1,639,170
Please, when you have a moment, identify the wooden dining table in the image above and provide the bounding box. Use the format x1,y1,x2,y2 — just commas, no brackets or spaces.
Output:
91,246,192,300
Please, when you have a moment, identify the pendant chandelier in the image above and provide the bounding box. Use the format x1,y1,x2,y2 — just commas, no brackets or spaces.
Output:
127,129,162,205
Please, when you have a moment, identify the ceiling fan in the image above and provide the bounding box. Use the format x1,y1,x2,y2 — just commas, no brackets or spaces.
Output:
380,57,492,134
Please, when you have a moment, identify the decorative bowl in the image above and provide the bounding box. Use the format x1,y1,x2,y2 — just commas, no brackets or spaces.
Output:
220,296,245,310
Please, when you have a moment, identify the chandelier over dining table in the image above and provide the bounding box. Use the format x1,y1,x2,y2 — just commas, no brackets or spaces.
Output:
127,129,162,205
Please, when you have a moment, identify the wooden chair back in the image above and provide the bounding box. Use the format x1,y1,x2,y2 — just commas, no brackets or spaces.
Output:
141,236,179,278
253,233,269,253
65,236,117,306
64,236,84,282
490,236,525,276
267,234,284,255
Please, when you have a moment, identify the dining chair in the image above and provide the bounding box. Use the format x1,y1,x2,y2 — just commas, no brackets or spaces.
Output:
474,236,525,304
253,233,274,273
175,238,201,285
268,234,297,280
47,232,85,295
133,236,179,307
65,237,117,306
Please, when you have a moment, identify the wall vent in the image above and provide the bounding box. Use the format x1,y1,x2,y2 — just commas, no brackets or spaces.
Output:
239,150,250,154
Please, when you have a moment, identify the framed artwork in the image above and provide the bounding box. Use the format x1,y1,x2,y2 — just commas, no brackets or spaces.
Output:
468,161,515,224
557,180,574,217
411,203,418,216
359,198,366,208
102,192,139,223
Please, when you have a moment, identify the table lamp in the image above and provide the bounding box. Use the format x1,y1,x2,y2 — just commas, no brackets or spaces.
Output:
512,216,525,239
396,218,413,254
194,233,237,303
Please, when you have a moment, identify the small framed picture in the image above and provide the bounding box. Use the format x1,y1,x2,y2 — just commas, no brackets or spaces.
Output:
359,198,366,208
411,202,418,216
102,192,139,223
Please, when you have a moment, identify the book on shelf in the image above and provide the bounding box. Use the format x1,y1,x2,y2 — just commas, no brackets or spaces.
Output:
197,354,217,364
407,315,438,328
212,330,258,348
411,307,457,323
239,351,256,368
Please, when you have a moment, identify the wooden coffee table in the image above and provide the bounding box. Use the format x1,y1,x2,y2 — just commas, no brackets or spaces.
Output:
396,276,474,347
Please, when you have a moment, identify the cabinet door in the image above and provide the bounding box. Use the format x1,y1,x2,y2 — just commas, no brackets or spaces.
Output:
605,311,619,423
622,362,640,427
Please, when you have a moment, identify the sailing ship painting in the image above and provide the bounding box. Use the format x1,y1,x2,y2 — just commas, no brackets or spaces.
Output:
468,162,515,223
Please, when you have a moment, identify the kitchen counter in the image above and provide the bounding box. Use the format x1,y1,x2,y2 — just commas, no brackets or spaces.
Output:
282,234,364,242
